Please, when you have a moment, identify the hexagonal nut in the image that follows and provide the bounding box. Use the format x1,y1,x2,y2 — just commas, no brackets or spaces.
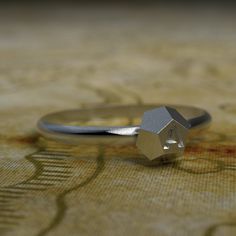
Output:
136,106,190,160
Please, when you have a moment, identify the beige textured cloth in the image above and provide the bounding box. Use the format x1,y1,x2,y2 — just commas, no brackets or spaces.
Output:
0,5,236,236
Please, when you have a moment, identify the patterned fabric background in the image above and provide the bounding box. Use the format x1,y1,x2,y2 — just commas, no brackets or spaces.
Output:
0,5,236,236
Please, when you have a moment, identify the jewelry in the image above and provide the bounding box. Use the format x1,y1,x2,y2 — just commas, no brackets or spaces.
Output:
37,105,211,161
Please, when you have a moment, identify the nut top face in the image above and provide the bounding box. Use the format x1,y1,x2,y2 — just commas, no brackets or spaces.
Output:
136,106,190,160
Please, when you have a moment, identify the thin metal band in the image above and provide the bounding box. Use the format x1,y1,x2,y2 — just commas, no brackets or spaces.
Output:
37,104,211,144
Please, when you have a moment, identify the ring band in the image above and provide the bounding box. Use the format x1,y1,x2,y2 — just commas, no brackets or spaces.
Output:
37,104,211,147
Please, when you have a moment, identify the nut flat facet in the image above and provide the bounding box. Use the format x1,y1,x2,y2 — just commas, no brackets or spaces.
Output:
136,106,190,160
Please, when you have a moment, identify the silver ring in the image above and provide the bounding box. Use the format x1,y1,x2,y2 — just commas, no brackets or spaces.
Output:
37,104,211,160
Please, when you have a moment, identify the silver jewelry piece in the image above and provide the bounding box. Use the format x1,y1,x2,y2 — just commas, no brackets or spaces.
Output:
37,105,211,161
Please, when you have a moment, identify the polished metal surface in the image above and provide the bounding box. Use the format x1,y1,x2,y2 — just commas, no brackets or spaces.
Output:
37,104,211,160
136,106,190,160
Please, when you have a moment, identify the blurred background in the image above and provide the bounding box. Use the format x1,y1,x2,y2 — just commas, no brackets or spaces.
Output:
1,1,236,129
1,0,236,140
